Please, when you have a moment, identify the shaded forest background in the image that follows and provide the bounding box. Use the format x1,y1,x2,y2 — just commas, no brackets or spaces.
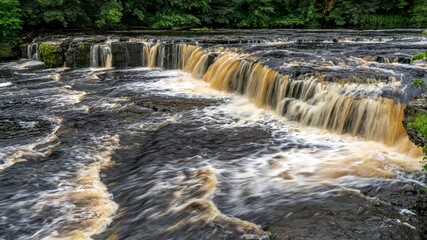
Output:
1,0,427,43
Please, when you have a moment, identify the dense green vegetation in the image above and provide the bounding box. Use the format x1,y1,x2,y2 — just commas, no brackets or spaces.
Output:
407,113,427,170
39,43,63,68
413,51,427,61
410,79,427,170
0,0,427,43
0,0,22,43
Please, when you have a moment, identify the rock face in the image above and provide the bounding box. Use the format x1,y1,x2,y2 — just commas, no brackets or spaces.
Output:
403,92,427,148
20,44,29,59
111,42,145,67
0,43,20,61
65,37,107,68
65,41,92,68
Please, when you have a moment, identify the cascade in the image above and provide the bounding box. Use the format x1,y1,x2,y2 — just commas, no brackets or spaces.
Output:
90,41,112,68
200,52,406,145
27,43,40,61
91,40,408,144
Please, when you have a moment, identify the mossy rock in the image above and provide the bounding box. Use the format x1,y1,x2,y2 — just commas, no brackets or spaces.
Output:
423,30,427,36
0,43,13,59
0,43,20,60
65,42,92,68
20,44,29,58
39,43,63,68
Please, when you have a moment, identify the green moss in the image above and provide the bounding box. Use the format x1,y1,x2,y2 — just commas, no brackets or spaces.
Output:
74,43,91,67
412,51,426,61
0,43,13,58
39,43,63,68
408,112,427,170
423,30,427,36
77,42,86,50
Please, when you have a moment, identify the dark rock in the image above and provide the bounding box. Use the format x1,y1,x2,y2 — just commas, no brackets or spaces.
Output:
111,42,144,68
375,56,386,63
20,44,29,59
65,41,92,68
0,43,20,61
397,57,411,64
64,37,109,68
19,61,45,70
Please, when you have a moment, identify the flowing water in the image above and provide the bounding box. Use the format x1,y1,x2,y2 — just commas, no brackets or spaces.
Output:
1,30,427,240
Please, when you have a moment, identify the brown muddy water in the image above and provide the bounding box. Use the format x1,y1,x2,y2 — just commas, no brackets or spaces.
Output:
1,29,427,240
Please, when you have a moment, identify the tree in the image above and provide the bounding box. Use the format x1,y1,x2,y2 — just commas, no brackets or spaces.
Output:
0,0,22,42
272,0,322,27
325,0,378,27
95,0,123,29
122,0,147,26
234,0,275,28
411,0,427,27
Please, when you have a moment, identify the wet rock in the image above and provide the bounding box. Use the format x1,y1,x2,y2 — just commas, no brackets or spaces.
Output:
375,56,387,63
20,44,29,59
207,53,219,69
397,57,411,64
0,43,20,61
237,190,426,240
64,37,109,68
111,42,144,67
133,96,221,112
19,61,45,70
65,41,92,68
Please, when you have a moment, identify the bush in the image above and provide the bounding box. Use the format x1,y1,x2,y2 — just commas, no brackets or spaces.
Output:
0,0,22,43
95,0,123,29
149,12,201,30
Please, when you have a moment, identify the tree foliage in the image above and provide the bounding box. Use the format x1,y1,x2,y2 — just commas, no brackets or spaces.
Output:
1,0,426,42
411,0,427,27
0,0,22,42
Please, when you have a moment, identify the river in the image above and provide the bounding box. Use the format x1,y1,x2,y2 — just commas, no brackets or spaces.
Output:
0,29,426,239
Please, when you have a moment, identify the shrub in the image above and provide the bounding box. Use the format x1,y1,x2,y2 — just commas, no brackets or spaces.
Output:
0,0,22,43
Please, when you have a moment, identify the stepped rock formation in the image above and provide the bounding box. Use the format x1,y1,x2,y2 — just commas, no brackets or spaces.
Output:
10,30,427,149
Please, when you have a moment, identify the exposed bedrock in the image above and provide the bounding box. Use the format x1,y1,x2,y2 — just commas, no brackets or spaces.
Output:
0,42,21,61
111,42,143,67
65,37,107,68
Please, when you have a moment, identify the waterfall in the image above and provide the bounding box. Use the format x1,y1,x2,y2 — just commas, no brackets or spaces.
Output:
87,40,406,144
200,52,405,145
90,42,112,68
27,43,40,61
143,43,405,145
